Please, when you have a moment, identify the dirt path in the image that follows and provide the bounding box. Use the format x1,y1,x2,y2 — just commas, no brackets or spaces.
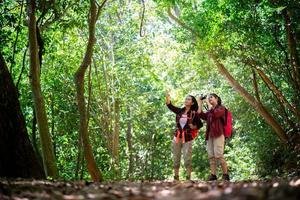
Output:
0,178,300,200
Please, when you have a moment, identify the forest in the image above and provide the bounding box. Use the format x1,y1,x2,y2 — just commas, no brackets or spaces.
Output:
0,0,300,199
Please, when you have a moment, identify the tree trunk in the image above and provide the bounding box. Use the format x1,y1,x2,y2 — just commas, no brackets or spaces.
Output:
75,130,84,179
208,53,289,143
94,60,110,144
112,98,120,176
75,64,92,180
283,9,300,89
96,53,116,171
0,51,44,179
251,63,295,128
254,67,300,123
251,69,261,103
31,108,44,170
27,0,58,178
74,0,106,182
50,93,57,158
150,135,156,180
126,106,134,179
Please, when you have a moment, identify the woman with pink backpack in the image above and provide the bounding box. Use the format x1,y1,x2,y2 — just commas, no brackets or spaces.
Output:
197,93,231,181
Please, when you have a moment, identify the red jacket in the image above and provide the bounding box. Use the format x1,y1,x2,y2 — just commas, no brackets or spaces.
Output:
167,102,203,142
199,105,225,140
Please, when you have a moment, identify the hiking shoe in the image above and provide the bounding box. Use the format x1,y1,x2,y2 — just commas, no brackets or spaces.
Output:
208,174,217,181
174,175,179,181
222,174,230,181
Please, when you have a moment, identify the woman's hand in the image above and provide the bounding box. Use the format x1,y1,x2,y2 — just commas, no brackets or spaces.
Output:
166,90,171,105
197,96,203,113
188,123,196,129
206,97,212,109
197,96,203,104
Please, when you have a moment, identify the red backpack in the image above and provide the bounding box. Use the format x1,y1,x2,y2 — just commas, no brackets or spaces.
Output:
223,108,232,138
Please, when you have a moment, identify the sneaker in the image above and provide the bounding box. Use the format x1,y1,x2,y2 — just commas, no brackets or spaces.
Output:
174,175,179,181
222,174,230,181
208,174,217,181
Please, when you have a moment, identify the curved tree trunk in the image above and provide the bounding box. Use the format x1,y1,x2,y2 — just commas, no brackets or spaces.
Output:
74,0,107,182
0,52,45,179
208,53,289,143
254,67,300,123
27,0,58,178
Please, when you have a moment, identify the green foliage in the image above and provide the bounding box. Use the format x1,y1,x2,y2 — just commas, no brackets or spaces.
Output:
1,0,299,181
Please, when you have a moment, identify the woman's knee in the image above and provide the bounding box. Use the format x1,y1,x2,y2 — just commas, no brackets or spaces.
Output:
184,156,192,169
183,146,193,168
209,157,216,165
174,163,180,169
173,151,181,168
215,157,226,165
173,144,182,168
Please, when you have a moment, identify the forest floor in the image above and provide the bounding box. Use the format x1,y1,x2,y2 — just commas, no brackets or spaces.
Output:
0,178,300,200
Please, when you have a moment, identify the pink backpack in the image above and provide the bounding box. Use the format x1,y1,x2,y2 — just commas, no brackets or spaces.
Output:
224,108,233,138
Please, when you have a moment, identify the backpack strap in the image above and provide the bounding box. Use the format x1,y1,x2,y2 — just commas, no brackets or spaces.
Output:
220,107,228,126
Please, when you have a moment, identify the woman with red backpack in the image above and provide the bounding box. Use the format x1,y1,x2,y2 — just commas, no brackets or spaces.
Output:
166,92,203,180
197,93,230,181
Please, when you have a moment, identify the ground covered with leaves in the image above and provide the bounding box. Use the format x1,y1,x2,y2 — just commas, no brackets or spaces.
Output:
0,178,300,200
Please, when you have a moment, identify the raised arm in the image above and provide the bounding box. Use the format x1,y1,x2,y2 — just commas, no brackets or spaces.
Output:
197,96,207,120
166,91,181,114
197,96,203,114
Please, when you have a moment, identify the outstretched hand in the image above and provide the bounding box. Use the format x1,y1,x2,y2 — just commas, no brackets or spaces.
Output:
165,90,171,105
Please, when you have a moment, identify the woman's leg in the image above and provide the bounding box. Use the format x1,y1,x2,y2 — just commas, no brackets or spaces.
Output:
207,137,217,177
220,158,228,174
172,137,182,180
214,134,229,180
182,140,193,180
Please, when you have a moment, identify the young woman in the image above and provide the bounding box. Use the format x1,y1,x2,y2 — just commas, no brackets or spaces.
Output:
197,93,230,181
166,92,203,180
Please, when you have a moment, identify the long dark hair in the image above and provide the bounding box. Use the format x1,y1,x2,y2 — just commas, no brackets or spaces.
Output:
188,95,199,111
210,93,222,106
